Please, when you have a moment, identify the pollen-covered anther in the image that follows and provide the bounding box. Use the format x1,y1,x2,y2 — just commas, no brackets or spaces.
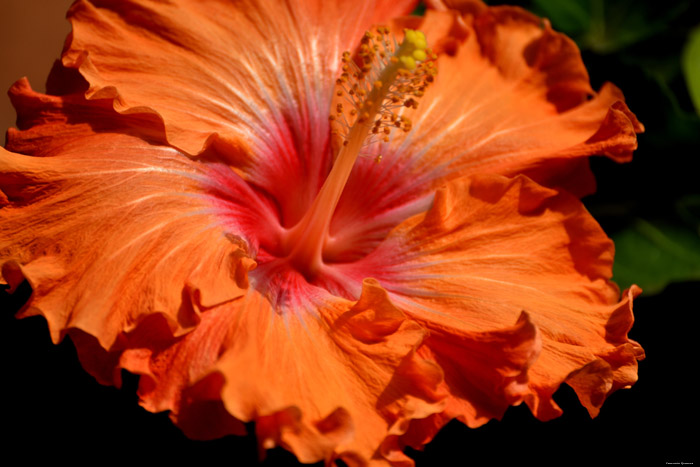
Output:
331,27,436,153
404,98,418,109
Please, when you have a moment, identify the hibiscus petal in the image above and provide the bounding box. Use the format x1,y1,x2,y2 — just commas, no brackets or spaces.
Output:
0,83,254,352
62,0,418,223
352,173,643,442
119,277,446,465
386,7,642,196
319,5,643,260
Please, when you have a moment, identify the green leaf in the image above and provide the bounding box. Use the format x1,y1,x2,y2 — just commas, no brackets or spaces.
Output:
612,219,700,295
411,3,426,16
682,25,700,115
591,1,688,53
536,0,691,54
533,0,590,36
676,195,700,229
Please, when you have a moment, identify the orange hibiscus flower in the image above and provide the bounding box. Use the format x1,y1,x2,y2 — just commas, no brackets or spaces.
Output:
1,0,644,465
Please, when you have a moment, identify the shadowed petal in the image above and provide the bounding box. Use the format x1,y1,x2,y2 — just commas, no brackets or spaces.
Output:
6,76,167,156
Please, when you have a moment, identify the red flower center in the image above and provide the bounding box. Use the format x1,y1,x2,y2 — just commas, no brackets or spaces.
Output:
206,29,436,304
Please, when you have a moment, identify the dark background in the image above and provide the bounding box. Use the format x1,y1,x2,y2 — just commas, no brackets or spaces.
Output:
2,0,698,465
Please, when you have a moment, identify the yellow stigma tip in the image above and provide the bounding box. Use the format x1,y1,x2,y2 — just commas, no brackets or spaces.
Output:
403,29,427,50
396,29,429,69
413,49,427,61
404,29,417,43
399,55,416,70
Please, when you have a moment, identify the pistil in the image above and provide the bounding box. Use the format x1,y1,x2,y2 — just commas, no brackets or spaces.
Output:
285,28,435,279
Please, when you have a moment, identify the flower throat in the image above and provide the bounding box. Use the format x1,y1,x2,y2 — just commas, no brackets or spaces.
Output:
284,28,436,280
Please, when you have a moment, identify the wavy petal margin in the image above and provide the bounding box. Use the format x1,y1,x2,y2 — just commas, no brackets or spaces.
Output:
383,5,643,197
349,173,644,447
0,139,250,346
132,278,446,465
1,79,258,361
